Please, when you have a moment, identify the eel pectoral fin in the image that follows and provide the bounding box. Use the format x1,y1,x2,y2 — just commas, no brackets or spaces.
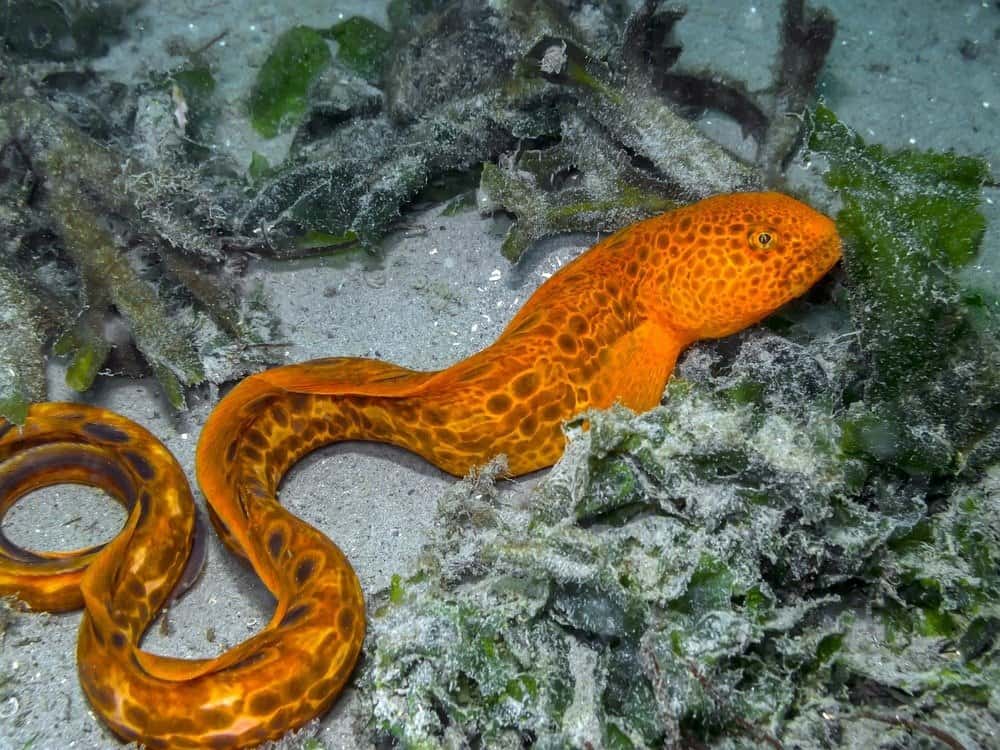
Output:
589,321,687,413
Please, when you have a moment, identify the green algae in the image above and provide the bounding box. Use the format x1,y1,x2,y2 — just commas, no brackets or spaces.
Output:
328,17,391,83
249,26,332,138
807,105,998,477
360,110,1000,747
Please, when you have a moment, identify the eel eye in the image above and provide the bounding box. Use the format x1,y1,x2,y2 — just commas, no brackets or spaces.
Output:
750,231,775,250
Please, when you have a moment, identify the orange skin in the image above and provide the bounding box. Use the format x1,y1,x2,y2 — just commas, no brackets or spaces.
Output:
0,192,840,748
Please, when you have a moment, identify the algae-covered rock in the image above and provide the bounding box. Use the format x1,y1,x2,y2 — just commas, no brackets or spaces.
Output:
364,344,999,748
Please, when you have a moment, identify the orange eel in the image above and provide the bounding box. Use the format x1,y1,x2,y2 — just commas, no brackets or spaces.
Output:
0,192,840,748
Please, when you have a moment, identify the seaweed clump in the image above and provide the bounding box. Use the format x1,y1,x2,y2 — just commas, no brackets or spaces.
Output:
0,91,278,421
359,115,1000,747
241,0,835,259
0,1,135,61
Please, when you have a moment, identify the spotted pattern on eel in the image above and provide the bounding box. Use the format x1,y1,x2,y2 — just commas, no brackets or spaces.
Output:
0,192,841,748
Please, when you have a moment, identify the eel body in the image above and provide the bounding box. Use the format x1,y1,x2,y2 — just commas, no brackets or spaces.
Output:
0,192,841,748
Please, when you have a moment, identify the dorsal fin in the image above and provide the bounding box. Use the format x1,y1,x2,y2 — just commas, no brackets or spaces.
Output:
255,357,436,397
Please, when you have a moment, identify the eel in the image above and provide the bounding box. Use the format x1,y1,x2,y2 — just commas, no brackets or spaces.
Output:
0,192,841,748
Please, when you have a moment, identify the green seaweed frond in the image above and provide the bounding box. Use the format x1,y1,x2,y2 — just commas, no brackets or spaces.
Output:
808,105,999,476
249,26,332,138
327,16,392,83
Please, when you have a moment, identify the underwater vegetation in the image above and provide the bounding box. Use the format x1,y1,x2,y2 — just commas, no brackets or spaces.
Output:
0,0,832,418
0,48,281,422
0,94,279,420
361,110,999,747
0,0,136,61
243,0,833,261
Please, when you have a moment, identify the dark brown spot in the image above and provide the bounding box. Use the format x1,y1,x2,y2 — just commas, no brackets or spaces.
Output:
229,650,268,671
267,530,284,558
124,704,150,728
267,447,288,471
240,446,262,465
308,678,338,702
288,392,310,412
83,422,129,443
486,393,512,414
281,604,310,626
338,607,356,632
246,430,267,449
568,315,589,335
199,708,234,730
270,405,289,428
437,428,459,444
295,556,316,586
511,372,539,398
111,631,127,650
122,450,155,480
541,403,563,421
424,408,447,426
249,690,281,716
556,334,577,355
84,681,115,710
127,579,145,600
